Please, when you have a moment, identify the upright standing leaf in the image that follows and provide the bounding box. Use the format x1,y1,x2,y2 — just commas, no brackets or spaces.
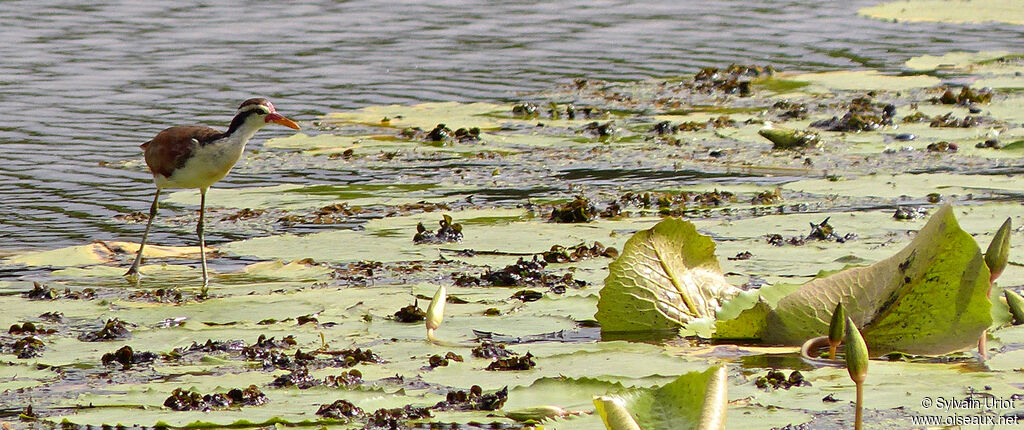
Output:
596,218,740,332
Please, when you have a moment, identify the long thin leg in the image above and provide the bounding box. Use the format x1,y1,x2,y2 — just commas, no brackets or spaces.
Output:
125,189,161,278
198,187,209,287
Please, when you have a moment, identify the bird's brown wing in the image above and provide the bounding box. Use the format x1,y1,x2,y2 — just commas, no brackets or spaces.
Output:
142,126,225,178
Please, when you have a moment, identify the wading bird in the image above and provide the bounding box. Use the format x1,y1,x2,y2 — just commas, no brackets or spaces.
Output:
125,98,300,286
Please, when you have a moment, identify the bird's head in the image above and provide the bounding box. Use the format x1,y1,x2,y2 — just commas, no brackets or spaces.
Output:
231,98,301,132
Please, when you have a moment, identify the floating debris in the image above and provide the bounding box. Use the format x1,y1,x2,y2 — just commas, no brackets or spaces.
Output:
101,345,157,370
8,322,53,336
754,369,810,390
540,242,618,263
806,217,856,243
433,385,508,411
316,399,364,420
689,64,774,96
472,341,515,359
759,124,820,150
810,96,895,132
223,208,266,222
413,214,463,244
926,141,958,152
428,352,463,368
6,336,45,358
728,251,753,261
393,302,426,323
930,112,981,128
163,385,268,411
454,257,586,293
551,196,598,223
366,405,432,428
933,86,992,105
901,111,930,123
486,352,536,371
78,318,132,342
893,206,928,220
512,289,544,302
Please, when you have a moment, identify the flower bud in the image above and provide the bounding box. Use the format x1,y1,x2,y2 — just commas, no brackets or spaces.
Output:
829,303,846,345
425,285,447,341
985,218,1011,282
844,317,869,384
827,303,846,359
1005,289,1024,325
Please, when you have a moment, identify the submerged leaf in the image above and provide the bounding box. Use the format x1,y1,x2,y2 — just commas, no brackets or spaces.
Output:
595,218,740,332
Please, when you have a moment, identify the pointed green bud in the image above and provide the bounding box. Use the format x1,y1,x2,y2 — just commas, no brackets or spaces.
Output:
593,396,642,430
844,317,869,384
829,303,846,345
985,218,1011,282
425,285,447,341
1005,289,1024,325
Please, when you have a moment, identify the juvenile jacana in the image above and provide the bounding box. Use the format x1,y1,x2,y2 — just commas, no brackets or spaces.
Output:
125,98,300,286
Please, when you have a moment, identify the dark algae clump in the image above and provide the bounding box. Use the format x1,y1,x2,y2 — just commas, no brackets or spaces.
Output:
550,196,598,223
413,214,463,244
78,318,132,342
163,385,268,411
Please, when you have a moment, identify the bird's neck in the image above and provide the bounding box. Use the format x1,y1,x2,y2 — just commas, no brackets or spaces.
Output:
223,109,267,142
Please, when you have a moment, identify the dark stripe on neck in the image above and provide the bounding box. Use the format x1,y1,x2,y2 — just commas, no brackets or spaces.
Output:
224,109,260,136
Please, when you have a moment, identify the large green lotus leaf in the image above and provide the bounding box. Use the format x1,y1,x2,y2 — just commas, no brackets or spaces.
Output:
323,102,509,130
904,51,1014,71
596,218,741,332
763,204,992,354
595,365,727,430
859,0,1024,26
785,71,941,93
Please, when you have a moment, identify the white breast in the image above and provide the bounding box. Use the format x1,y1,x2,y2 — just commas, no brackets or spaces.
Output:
155,133,251,190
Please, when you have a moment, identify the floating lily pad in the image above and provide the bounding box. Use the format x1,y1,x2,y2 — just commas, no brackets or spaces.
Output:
904,51,1013,71
860,0,1024,26
786,71,941,93
2,241,205,268
323,102,509,130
